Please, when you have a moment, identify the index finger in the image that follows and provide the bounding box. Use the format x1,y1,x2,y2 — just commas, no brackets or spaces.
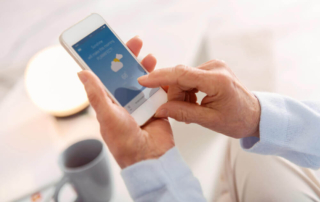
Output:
138,65,215,94
126,36,142,57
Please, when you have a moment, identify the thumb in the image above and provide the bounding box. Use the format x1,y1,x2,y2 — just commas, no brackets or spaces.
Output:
78,70,115,122
154,101,213,125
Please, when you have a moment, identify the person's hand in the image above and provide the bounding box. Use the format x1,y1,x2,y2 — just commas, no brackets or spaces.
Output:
138,60,261,139
77,36,174,169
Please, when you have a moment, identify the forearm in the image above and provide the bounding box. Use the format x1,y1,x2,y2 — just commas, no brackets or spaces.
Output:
241,92,320,169
121,147,206,202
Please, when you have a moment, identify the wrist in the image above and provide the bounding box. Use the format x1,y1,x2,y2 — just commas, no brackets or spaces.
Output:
249,94,261,138
117,138,175,169
119,148,174,169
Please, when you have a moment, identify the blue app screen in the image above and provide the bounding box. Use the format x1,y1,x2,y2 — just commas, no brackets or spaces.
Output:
73,25,159,113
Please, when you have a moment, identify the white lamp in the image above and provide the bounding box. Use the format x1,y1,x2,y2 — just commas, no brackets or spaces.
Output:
25,45,89,117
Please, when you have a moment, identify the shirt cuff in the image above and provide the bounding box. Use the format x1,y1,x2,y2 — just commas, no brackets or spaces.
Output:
121,147,192,200
240,92,288,154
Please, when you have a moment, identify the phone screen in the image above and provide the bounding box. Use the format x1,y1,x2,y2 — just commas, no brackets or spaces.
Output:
72,25,159,114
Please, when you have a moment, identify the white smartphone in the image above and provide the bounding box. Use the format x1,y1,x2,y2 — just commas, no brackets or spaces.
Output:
59,13,167,126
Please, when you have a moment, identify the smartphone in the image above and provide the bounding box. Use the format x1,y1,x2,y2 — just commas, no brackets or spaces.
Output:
59,13,167,126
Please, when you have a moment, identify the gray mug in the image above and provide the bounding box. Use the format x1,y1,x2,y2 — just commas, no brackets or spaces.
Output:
53,139,112,202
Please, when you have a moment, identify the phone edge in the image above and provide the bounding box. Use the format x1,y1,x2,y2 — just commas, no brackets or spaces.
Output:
59,14,167,126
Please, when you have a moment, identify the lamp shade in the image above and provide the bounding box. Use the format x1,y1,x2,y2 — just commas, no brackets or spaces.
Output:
25,45,89,117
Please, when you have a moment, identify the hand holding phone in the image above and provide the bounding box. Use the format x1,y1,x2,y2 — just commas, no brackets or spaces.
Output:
77,37,174,168
60,13,167,125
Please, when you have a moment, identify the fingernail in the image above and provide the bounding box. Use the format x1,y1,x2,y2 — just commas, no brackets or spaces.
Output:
78,72,88,84
137,75,148,82
155,109,168,118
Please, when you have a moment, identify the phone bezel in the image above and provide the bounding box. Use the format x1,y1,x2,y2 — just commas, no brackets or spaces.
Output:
59,13,167,126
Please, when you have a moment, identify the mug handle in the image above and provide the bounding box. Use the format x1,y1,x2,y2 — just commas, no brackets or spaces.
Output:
53,176,79,202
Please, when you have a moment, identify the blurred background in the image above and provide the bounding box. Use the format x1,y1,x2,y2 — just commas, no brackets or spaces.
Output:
1,0,320,201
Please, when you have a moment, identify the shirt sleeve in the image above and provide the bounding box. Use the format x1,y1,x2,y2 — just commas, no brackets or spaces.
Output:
240,92,320,169
121,147,206,202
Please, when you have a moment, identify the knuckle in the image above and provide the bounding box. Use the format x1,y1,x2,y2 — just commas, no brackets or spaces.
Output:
176,109,189,122
175,64,186,70
215,72,230,85
214,71,235,92
175,64,191,75
174,64,190,85
204,59,227,69
192,69,203,80
175,64,200,85
197,60,227,71
202,60,226,70
87,92,100,109
215,71,227,80
209,59,226,67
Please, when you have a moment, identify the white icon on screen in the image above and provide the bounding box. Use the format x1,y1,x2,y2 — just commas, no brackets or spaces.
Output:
111,54,123,72
121,71,128,79
78,48,82,52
